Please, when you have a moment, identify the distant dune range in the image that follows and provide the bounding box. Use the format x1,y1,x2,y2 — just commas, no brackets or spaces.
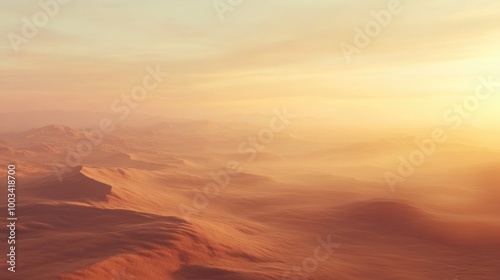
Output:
1,122,500,279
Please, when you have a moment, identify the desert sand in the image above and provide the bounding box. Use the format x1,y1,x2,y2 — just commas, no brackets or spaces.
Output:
1,120,499,280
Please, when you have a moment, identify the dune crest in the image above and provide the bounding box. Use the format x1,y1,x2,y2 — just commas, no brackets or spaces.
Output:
31,166,112,201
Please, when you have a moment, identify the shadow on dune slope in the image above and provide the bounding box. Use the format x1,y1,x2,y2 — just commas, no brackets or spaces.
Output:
5,203,247,279
339,199,500,248
29,166,112,202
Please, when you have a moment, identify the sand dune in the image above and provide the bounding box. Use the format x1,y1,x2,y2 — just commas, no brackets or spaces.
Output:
1,122,500,280
30,166,112,201
339,199,500,247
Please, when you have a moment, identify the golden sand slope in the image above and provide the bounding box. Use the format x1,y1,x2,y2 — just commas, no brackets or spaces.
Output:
1,123,499,279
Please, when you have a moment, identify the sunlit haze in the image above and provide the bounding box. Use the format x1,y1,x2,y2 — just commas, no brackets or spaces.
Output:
1,0,500,128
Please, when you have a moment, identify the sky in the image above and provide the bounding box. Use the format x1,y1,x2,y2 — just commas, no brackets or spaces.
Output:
1,0,499,127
